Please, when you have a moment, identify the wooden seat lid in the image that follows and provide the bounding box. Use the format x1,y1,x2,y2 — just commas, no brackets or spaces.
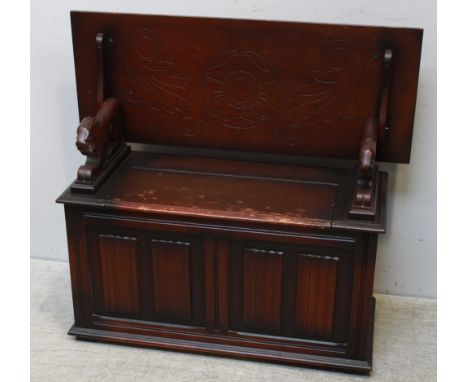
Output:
71,11,422,163
57,152,386,232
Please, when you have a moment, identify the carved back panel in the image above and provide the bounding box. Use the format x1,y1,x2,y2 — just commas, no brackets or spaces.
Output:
71,12,422,163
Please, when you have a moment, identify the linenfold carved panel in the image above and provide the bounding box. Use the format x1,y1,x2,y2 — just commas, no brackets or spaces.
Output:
242,247,283,332
295,253,339,338
97,234,140,316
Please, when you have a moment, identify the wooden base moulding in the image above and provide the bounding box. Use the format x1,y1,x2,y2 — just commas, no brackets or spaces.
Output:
69,297,375,374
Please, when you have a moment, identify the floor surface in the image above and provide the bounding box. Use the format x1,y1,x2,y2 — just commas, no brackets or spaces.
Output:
31,258,436,381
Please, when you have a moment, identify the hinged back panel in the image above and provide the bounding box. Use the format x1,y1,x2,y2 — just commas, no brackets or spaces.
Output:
71,11,422,163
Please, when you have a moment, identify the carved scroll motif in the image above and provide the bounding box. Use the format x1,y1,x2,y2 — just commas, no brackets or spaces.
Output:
120,32,366,147
204,50,280,130
281,40,357,146
348,48,393,220
124,28,196,136
75,98,124,182
355,117,378,206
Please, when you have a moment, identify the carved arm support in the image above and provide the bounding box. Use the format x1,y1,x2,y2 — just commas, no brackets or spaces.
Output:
74,97,126,188
355,117,378,207
349,117,379,219
349,48,393,219
71,32,130,194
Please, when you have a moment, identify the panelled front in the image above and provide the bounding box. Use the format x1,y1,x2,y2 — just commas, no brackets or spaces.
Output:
83,215,359,348
65,210,377,371
149,234,205,325
228,239,356,343
151,239,191,320
95,234,141,316
85,225,205,326
295,254,338,338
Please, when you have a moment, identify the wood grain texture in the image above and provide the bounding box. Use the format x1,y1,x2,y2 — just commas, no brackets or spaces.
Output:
243,248,283,332
295,254,339,338
203,239,216,330
64,207,86,325
106,165,337,228
98,234,140,315
61,206,380,373
32,258,438,380
71,11,422,163
217,240,230,331
56,11,420,374
58,151,388,233
151,239,192,321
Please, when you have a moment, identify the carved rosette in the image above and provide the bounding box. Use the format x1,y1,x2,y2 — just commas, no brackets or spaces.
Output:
205,50,280,130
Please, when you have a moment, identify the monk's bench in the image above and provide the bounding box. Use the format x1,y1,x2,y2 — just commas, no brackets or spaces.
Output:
57,11,422,374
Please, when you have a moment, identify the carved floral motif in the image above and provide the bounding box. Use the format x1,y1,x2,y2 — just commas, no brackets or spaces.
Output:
204,50,280,130
122,30,357,143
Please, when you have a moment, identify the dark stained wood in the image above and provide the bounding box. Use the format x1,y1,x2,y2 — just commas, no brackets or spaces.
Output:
151,239,192,321
71,31,130,194
349,117,379,220
59,151,387,232
243,248,283,332
97,234,140,315
378,49,394,141
226,238,355,341
295,254,338,338
74,98,122,179
61,203,377,373
356,234,379,360
203,238,216,330
357,117,378,205
71,11,422,163
96,33,106,108
57,11,422,375
217,240,230,331
64,207,86,326
104,157,337,228
69,324,372,373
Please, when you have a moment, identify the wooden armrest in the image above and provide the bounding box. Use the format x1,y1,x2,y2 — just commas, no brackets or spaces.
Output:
358,117,377,183
349,117,379,219
72,97,129,194
76,97,123,180
71,33,130,194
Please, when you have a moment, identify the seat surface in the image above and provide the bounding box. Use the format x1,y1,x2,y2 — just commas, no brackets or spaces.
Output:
58,151,386,232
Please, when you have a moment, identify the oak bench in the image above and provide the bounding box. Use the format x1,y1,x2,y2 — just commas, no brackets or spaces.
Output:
57,11,422,374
